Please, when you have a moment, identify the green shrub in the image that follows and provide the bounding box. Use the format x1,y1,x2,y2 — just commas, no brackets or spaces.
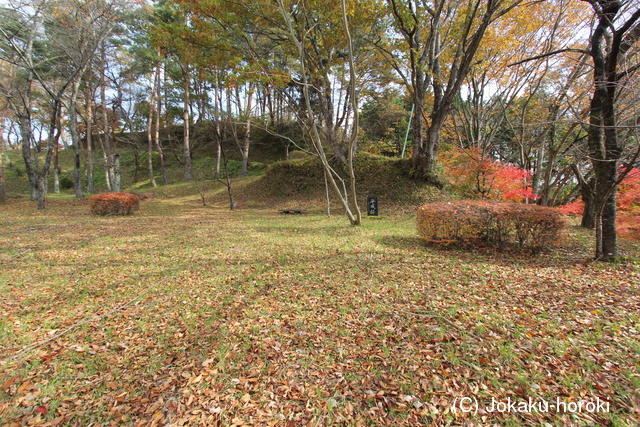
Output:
417,200,566,252
288,150,311,160
59,175,74,190
223,159,242,177
248,162,268,174
90,192,140,216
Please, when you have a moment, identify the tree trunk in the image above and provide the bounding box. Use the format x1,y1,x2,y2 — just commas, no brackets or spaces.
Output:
240,83,253,177
583,0,640,260
155,62,168,185
213,69,222,180
277,0,359,225
581,178,596,229
53,117,60,194
85,85,95,193
314,72,346,164
0,134,5,203
36,176,46,209
18,112,38,201
68,78,84,198
387,0,507,188
182,63,192,181
413,121,445,188
100,45,114,189
113,153,121,192
147,69,157,188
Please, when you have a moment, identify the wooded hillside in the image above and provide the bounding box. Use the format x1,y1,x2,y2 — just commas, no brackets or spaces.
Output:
1,0,639,258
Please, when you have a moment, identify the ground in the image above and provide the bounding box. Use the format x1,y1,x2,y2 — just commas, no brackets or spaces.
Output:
0,195,639,426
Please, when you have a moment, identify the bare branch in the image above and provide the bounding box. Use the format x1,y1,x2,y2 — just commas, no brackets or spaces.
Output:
508,48,590,67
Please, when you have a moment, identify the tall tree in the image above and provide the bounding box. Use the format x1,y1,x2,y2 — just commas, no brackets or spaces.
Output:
49,0,122,198
1,0,122,206
149,0,202,181
379,0,526,186
0,114,5,203
0,0,78,208
276,0,363,225
583,0,640,260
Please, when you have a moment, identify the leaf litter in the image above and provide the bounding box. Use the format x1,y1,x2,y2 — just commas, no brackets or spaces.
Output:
0,198,638,426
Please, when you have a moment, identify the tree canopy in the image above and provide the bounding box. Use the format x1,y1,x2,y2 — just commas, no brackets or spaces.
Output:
0,0,639,257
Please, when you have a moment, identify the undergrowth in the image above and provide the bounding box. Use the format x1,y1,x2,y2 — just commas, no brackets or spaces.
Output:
0,198,638,426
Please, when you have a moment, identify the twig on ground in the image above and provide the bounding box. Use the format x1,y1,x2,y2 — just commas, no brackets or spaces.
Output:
2,249,31,263
6,276,170,363
7,295,143,361
396,308,485,341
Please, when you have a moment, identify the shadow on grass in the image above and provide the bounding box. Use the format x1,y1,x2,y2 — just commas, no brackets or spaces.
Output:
253,225,359,237
376,235,426,251
375,234,598,268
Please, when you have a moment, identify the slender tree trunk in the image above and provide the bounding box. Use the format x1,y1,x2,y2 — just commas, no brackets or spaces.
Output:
100,45,115,190
571,164,596,229
68,78,84,198
539,148,557,207
35,99,64,209
85,85,95,193
0,127,5,203
213,69,222,179
36,176,46,209
182,63,192,180
113,153,121,192
53,115,60,194
582,187,596,229
97,133,111,191
240,83,253,177
277,0,359,225
218,149,234,210
147,70,157,187
155,62,168,185
342,0,362,225
18,112,37,201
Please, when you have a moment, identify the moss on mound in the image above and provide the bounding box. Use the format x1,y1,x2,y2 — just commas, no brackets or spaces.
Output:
225,153,445,212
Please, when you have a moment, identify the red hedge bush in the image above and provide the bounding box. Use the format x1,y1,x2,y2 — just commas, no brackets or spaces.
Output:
90,192,140,216
417,200,566,252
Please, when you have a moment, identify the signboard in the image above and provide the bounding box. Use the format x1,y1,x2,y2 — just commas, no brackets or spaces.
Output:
367,197,378,217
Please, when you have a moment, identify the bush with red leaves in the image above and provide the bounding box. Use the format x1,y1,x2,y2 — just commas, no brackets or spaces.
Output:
90,192,140,216
417,200,566,252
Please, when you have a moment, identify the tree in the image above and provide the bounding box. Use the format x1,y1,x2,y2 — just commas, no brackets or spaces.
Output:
0,0,76,208
0,60,12,203
49,0,122,198
0,0,123,207
360,87,409,156
125,7,170,186
149,0,203,181
446,0,593,209
583,0,640,260
276,0,363,225
378,0,526,186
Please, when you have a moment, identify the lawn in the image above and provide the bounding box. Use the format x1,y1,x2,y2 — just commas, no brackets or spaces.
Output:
0,196,638,426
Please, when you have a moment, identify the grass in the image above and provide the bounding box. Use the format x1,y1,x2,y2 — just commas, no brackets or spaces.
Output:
0,194,639,426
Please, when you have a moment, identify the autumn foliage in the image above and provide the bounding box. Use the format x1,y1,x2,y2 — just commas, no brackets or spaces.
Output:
441,146,537,202
90,192,140,216
417,200,566,252
559,168,640,240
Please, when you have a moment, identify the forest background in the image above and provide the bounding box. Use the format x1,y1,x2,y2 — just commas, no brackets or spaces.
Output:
0,0,639,256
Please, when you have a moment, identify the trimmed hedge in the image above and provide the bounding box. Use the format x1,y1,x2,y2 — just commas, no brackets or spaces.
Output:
90,192,140,216
417,200,566,252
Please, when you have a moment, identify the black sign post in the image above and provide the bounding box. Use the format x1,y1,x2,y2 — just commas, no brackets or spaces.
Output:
367,197,378,217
